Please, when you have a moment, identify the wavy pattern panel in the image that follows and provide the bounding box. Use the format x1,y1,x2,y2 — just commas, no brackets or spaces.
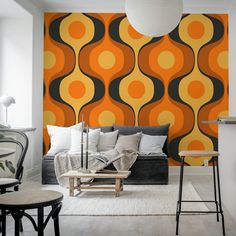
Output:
44,13,228,166
80,14,135,126
44,13,76,153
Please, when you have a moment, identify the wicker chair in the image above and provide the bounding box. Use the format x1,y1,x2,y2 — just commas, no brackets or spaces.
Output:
0,130,28,233
0,130,29,193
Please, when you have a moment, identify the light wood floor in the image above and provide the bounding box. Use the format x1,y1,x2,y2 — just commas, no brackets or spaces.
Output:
5,175,236,236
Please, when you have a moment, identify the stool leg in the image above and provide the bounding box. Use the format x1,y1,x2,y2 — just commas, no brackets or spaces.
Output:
53,217,60,236
0,209,2,234
38,207,44,236
14,217,20,236
1,209,6,236
216,158,226,235
212,157,219,222
12,212,22,236
176,156,185,235
19,220,23,232
52,203,62,236
53,215,60,236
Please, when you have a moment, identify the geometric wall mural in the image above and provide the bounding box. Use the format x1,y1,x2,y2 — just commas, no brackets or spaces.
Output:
44,13,228,166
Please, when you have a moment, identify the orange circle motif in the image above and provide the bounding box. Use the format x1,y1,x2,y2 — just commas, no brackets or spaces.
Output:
128,80,145,99
68,81,85,99
69,21,86,39
188,80,205,99
188,21,205,39
188,140,205,151
128,25,143,39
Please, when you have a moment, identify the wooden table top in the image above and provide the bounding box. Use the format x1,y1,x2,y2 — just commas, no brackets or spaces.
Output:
202,120,236,125
61,170,131,179
0,190,63,209
179,150,219,157
0,178,19,188
0,148,15,158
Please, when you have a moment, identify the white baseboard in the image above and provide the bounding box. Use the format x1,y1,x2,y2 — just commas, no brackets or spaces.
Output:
170,166,212,175
23,165,211,180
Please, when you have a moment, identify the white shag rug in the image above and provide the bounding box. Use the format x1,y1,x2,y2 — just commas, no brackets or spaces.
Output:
38,183,208,216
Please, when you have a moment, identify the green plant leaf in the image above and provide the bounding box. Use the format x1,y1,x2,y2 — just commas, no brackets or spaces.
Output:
5,160,15,174
0,162,5,171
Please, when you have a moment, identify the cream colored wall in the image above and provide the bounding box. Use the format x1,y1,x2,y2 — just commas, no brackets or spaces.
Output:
229,2,236,115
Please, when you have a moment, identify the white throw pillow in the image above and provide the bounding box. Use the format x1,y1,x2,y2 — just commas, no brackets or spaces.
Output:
47,123,83,155
139,134,167,154
69,128,101,154
98,130,119,152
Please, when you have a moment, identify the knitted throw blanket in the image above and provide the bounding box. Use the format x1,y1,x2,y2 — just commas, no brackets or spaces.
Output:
54,149,138,187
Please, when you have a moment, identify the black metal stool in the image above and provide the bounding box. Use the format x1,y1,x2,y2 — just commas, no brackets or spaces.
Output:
0,190,63,236
176,150,225,235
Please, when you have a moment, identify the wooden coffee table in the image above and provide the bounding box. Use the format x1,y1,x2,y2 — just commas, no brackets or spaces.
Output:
61,170,131,197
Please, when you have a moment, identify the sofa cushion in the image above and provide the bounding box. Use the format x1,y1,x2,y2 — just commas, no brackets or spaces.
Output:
89,126,113,133
113,124,170,136
138,153,167,160
43,155,55,160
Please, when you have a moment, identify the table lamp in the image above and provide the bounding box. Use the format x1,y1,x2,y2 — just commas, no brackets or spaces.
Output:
0,95,15,127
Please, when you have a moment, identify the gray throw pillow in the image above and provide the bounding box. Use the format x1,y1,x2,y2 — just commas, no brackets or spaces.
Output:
98,130,119,152
115,133,142,153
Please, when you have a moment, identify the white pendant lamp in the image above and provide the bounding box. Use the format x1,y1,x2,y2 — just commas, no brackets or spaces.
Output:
125,0,183,37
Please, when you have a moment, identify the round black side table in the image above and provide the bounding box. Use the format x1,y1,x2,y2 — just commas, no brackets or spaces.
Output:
0,190,63,236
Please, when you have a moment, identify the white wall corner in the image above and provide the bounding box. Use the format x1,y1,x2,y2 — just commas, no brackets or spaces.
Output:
14,0,44,171
14,0,43,16
229,2,236,115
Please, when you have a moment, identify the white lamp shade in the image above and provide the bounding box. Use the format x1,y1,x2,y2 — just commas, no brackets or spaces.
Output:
0,95,15,107
125,0,183,37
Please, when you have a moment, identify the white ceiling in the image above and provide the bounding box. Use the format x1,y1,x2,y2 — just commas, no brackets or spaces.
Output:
0,0,233,18
0,0,30,18
30,0,233,13
31,0,125,12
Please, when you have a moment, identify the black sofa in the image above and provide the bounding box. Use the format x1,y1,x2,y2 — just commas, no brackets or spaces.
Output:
42,124,170,185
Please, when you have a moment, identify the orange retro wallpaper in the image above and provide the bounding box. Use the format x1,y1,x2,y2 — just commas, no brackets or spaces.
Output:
43,13,228,166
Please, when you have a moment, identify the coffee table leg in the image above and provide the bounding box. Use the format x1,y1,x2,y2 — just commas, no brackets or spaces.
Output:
115,178,121,197
69,177,74,197
38,207,44,236
120,179,124,191
77,178,81,192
